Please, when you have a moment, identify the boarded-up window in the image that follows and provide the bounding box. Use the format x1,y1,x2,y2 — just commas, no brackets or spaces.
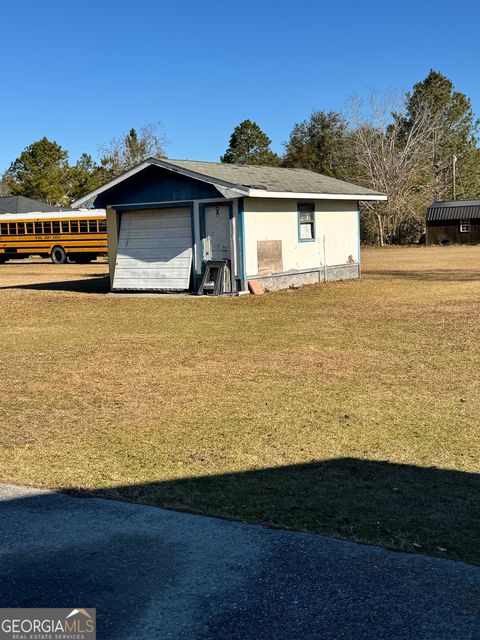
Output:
257,240,283,275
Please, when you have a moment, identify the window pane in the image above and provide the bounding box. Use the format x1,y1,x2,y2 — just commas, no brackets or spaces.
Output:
300,211,314,223
0,223,7,235
299,204,314,214
79,220,88,233
300,222,313,240
52,221,60,233
61,221,69,232
26,222,34,234
8,223,16,234
99,219,107,232
17,223,25,235
88,220,98,232
71,220,79,233
44,221,52,233
34,222,43,234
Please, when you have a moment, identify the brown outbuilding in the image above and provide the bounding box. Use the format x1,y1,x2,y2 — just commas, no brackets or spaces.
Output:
426,199,480,245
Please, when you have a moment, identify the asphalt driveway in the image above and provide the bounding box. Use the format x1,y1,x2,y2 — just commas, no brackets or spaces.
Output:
1,484,479,639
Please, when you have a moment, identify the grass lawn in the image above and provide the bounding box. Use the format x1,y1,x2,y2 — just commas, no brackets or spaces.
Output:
1,246,479,564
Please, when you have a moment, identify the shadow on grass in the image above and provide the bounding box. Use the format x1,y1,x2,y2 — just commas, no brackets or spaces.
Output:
366,269,480,282
67,457,480,566
0,275,110,293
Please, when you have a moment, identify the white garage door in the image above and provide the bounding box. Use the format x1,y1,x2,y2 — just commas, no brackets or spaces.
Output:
112,208,192,291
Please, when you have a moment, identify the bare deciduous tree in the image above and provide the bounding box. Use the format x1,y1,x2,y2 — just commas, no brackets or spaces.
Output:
99,122,168,179
344,92,444,245
0,171,11,196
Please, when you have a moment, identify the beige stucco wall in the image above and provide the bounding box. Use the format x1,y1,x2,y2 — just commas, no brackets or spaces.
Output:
243,198,359,277
317,200,360,266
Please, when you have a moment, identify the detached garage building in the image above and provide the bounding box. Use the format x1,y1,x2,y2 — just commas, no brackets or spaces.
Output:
72,158,386,293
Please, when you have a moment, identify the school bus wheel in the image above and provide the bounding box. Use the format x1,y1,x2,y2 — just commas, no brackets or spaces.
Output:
50,246,67,264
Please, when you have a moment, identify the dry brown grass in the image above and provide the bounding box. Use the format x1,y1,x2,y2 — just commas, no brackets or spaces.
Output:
1,247,479,564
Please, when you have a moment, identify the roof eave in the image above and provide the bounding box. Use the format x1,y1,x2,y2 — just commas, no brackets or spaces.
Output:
247,189,387,201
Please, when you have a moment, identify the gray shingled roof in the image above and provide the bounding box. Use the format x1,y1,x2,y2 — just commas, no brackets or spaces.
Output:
427,199,480,221
0,195,64,214
160,159,385,197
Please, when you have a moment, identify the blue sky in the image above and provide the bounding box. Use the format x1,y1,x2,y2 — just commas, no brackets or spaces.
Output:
1,0,479,172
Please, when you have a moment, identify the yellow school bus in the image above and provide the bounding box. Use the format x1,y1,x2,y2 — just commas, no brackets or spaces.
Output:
0,210,107,264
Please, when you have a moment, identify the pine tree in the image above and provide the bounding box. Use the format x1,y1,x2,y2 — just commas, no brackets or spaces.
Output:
6,137,70,205
69,154,106,202
221,120,280,165
398,70,480,200
282,111,349,177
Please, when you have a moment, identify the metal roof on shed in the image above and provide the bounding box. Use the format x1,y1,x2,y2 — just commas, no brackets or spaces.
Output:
427,200,480,221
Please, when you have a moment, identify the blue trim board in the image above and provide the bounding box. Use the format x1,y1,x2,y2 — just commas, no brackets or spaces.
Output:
237,197,246,283
297,202,316,243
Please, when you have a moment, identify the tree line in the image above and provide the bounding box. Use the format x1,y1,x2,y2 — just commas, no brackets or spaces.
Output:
0,124,167,207
2,70,479,244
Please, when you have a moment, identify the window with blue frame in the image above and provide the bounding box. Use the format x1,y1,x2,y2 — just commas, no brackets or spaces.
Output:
298,203,315,241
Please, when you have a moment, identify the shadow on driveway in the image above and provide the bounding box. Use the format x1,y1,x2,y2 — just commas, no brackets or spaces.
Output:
1,457,480,639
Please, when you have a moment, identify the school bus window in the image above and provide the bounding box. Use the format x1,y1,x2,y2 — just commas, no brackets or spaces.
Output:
61,221,69,233
88,220,98,232
70,220,79,233
34,222,42,234
26,223,34,234
8,223,16,234
17,223,25,235
79,220,88,233
52,221,60,233
99,219,107,232
0,224,7,235
44,221,52,234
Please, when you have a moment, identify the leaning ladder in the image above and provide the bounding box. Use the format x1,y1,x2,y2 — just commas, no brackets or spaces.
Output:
197,261,232,296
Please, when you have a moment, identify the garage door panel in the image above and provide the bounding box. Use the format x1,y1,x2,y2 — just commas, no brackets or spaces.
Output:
116,250,192,263
113,208,192,291
113,279,190,290
115,258,192,268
